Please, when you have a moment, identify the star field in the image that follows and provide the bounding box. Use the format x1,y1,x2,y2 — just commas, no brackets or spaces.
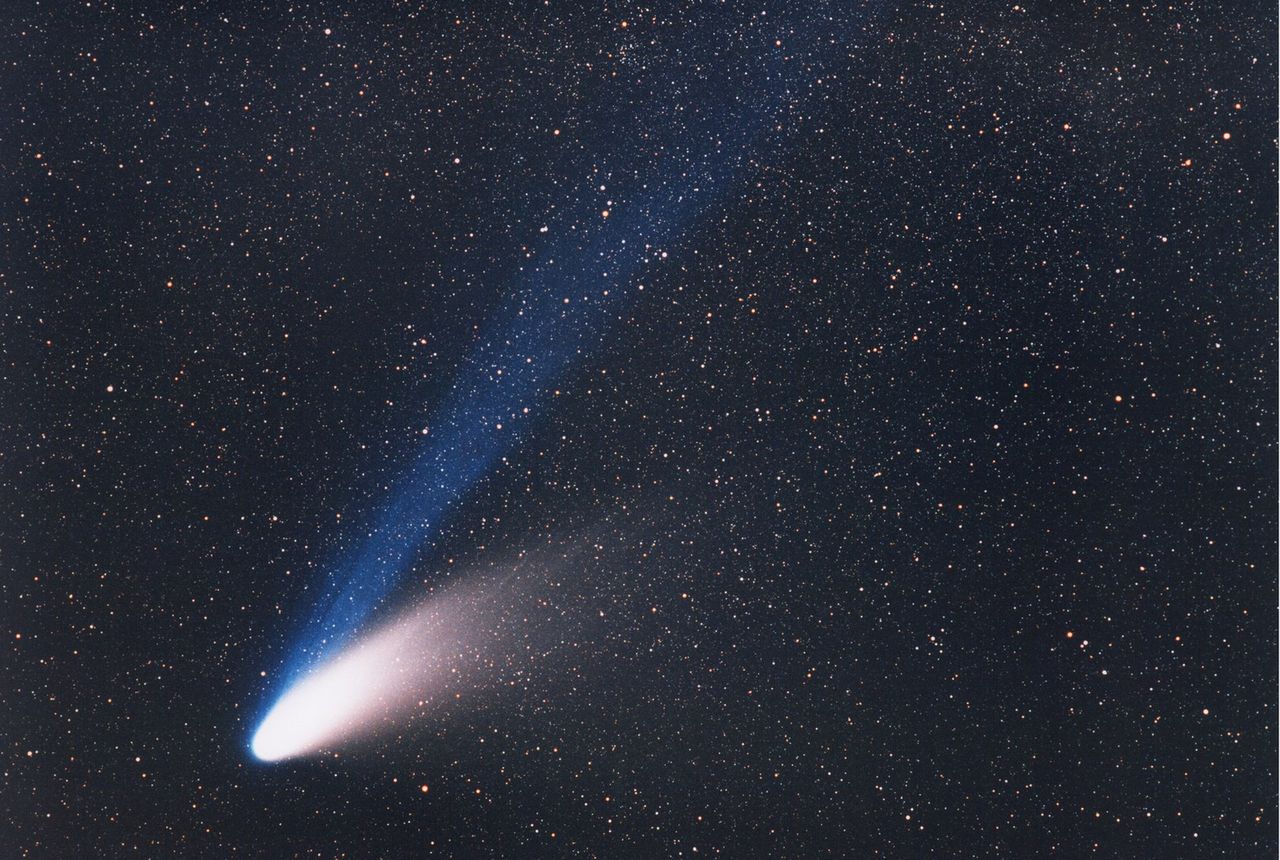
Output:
2,1,1275,857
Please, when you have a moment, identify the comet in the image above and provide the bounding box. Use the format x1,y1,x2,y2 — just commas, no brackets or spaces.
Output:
252,16,853,759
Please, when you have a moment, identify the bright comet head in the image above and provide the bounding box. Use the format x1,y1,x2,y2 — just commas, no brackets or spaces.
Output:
251,654,378,761
250,599,467,762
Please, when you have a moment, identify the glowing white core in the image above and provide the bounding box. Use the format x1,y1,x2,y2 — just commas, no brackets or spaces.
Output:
251,602,462,762
251,651,381,761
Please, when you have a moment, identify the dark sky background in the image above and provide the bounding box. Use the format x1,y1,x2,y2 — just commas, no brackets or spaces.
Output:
3,1,1276,857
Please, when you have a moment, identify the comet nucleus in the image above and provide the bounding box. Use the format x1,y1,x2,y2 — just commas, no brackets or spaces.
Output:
250,592,471,762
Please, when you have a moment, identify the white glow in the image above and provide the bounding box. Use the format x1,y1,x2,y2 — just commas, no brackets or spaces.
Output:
249,557,585,763
251,601,465,762
251,647,382,761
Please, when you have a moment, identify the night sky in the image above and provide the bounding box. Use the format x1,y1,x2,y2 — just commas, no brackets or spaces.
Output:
3,2,1276,857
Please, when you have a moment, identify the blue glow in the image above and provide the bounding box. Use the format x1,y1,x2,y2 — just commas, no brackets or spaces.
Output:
292,180,727,672
257,13,860,727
